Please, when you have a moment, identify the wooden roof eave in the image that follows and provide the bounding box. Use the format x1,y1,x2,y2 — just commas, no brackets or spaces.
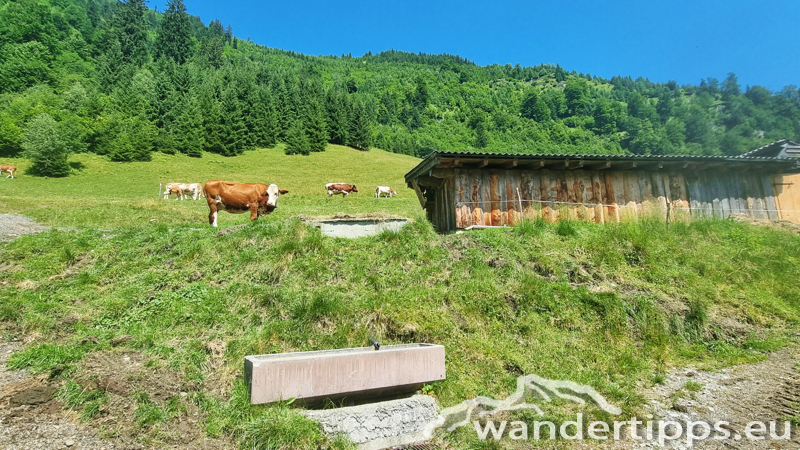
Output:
405,153,800,178
405,154,440,187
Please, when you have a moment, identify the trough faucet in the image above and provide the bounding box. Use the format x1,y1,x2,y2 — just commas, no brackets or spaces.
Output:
368,334,381,351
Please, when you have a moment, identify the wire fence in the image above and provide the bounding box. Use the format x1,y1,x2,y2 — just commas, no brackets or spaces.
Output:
455,198,798,214
452,187,798,226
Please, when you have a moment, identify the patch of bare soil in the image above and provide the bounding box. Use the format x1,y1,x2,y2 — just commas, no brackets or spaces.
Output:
729,213,800,236
0,340,235,449
0,214,50,241
69,350,233,449
1,340,116,450
48,253,94,281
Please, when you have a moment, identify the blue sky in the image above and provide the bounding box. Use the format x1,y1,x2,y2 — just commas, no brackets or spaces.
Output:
158,0,799,92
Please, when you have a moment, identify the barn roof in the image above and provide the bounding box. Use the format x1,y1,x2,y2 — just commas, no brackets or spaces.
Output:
404,150,800,184
739,139,800,158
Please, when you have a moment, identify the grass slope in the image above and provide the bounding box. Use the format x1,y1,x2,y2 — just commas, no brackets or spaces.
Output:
1,147,799,448
0,145,421,228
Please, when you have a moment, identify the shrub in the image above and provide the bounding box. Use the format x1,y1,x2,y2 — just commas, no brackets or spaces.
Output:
22,113,71,176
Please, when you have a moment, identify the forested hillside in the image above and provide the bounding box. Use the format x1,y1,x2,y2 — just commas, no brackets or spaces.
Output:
2,0,799,169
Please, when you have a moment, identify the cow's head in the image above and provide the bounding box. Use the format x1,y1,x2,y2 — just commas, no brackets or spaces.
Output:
257,184,289,216
351,185,358,193
390,189,398,195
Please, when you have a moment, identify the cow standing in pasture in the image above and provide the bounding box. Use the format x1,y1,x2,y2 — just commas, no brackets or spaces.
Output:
203,180,288,227
1,165,17,179
375,186,397,198
168,185,183,200
163,182,205,200
326,183,358,197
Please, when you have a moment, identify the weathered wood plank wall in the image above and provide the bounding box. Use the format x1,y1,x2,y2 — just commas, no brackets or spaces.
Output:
446,168,779,229
773,174,800,223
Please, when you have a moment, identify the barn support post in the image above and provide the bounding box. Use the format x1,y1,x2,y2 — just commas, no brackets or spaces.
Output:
516,188,523,224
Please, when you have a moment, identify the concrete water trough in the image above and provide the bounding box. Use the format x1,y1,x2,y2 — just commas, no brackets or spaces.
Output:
310,218,410,238
245,343,446,405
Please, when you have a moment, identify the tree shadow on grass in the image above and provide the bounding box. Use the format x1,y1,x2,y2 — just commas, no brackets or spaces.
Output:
22,162,83,177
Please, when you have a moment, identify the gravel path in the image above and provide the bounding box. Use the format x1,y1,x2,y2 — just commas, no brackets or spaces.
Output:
640,347,800,449
0,214,50,241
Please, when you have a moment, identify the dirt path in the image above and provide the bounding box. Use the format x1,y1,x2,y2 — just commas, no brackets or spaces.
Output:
0,340,121,450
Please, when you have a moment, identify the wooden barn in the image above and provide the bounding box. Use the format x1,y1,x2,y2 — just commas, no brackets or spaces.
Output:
404,140,800,233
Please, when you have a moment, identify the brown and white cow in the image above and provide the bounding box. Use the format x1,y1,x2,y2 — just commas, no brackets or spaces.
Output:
1,165,17,179
167,185,184,200
326,183,358,197
203,180,288,227
164,182,204,200
375,186,397,198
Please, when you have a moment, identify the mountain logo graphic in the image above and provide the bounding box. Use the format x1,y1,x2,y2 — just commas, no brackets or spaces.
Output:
423,374,622,438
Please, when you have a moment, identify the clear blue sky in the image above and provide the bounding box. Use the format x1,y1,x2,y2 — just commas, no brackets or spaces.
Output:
158,0,799,92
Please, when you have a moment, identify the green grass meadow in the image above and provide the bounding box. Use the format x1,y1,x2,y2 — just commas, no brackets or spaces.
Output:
0,145,421,228
1,146,800,449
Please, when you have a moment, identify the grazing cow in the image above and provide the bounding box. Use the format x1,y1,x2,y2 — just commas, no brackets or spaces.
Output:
1,165,17,179
183,183,204,200
203,180,288,227
164,183,184,200
168,185,184,200
163,182,205,200
326,183,358,198
375,186,397,198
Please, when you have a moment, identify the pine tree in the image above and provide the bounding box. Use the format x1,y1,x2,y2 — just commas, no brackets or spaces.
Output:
249,86,276,148
208,19,224,38
284,120,309,155
199,36,224,69
225,24,233,42
97,40,125,93
229,67,260,149
113,0,149,66
348,100,371,151
656,91,673,123
326,89,348,145
152,59,178,130
283,78,301,138
219,87,247,156
475,120,489,148
155,0,192,64
199,82,224,154
108,116,157,162
174,93,204,157
304,98,328,152
412,76,429,111
22,113,71,177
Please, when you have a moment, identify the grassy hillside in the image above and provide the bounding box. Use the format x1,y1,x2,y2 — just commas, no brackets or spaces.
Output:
3,0,799,171
1,149,799,448
0,145,421,228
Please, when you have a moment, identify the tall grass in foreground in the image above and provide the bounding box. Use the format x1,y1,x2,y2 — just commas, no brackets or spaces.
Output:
1,216,799,448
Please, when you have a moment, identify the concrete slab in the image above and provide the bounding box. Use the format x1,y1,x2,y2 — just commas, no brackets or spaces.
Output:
311,218,409,238
304,395,439,450
245,343,445,405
